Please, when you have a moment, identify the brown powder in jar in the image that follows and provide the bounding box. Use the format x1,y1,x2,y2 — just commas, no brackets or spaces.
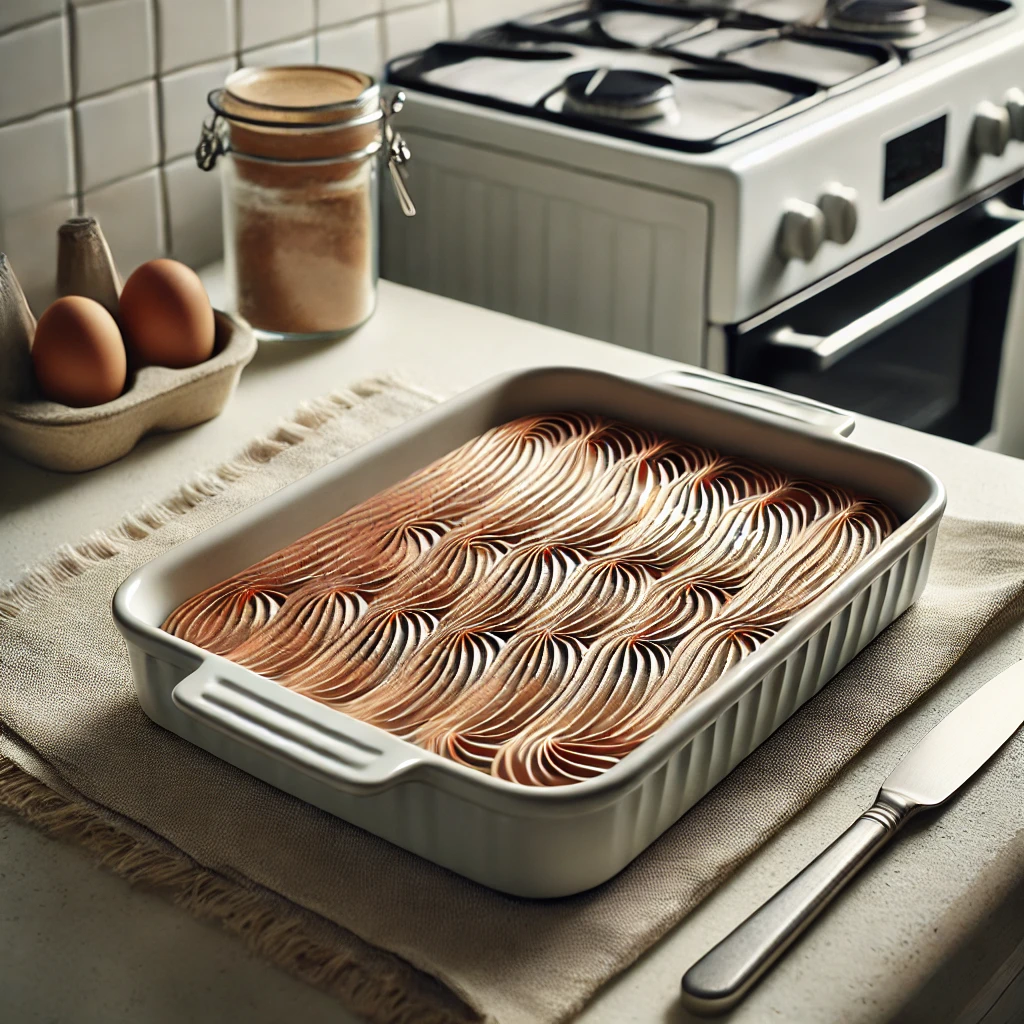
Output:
231,162,375,335
219,67,380,336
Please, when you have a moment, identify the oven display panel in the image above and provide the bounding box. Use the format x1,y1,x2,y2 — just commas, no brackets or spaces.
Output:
883,115,947,200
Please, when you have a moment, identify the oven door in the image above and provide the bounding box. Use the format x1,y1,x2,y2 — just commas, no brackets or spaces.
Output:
727,186,1024,445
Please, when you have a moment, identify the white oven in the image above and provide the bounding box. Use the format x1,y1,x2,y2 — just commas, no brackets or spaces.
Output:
726,181,1024,449
381,1,1024,455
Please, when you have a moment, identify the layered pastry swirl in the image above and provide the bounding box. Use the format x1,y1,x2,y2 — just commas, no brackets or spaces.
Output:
164,413,897,786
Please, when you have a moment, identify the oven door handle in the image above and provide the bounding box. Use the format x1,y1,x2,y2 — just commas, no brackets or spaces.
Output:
767,199,1024,370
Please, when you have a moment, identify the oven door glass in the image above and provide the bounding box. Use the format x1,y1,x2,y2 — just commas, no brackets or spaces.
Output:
728,186,1024,445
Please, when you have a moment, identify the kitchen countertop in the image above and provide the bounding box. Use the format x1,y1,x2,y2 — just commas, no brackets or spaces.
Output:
2,276,1024,1024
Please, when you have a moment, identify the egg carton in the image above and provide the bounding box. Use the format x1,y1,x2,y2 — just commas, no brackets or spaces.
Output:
0,220,256,473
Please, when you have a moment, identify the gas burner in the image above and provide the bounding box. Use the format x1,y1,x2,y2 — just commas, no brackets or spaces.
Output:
562,67,677,121
827,0,928,38
392,0,1016,151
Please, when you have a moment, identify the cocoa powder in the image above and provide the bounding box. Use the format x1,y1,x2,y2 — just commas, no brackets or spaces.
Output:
215,66,381,338
230,163,375,335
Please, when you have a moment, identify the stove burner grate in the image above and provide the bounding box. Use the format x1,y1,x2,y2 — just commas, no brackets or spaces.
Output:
386,0,1018,151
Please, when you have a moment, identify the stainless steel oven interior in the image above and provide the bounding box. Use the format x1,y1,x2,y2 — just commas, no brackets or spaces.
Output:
728,178,1024,446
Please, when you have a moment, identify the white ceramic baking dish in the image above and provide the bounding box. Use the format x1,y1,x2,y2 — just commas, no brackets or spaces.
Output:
113,367,945,898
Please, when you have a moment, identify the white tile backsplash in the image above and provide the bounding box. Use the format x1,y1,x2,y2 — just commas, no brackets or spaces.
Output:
0,0,493,284
0,16,70,124
73,0,155,98
76,80,160,190
163,156,223,269
242,35,317,68
240,0,314,51
0,197,77,313
82,168,165,275
449,0,494,35
451,0,541,34
0,109,75,215
317,0,381,26
160,58,235,161
384,1,449,61
0,0,63,34
317,17,383,77
155,0,235,73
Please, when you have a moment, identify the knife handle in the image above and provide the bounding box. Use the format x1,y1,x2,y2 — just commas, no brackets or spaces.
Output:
681,797,913,1016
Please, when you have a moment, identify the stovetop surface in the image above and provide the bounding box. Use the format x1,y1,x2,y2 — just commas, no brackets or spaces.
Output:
388,0,1016,151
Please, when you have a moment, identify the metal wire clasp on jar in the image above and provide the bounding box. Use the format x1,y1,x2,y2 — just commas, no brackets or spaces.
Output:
196,65,415,342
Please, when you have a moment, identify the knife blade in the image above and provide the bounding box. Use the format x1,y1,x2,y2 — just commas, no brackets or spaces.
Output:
680,659,1024,1017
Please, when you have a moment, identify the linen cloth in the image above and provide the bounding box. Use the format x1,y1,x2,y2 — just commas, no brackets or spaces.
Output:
2,376,1024,1024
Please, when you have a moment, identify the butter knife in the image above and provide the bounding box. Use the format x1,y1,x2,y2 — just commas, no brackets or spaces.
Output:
680,659,1024,1016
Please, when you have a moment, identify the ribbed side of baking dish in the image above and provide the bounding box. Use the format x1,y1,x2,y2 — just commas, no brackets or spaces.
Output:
121,527,930,897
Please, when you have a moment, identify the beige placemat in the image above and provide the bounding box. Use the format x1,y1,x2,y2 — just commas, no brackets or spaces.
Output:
2,376,1024,1024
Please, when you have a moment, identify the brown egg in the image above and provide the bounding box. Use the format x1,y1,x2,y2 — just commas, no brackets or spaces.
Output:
119,258,215,369
32,296,127,407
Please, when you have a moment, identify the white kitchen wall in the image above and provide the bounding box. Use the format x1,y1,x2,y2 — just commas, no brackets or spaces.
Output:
0,0,532,314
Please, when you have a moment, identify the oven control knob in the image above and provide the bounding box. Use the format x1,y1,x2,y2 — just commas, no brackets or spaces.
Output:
776,201,826,262
973,101,1011,156
1006,87,1024,141
818,184,858,244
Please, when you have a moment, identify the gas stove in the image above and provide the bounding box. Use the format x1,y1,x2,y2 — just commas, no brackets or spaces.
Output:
390,0,1014,151
383,1,1024,455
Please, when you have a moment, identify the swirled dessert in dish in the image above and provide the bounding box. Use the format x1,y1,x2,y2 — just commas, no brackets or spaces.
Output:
164,413,897,786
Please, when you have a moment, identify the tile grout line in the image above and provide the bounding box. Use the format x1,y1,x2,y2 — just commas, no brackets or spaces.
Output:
63,75,162,111
385,0,445,15
0,100,76,132
0,10,66,35
233,0,243,67
79,163,163,198
380,8,391,66
311,9,390,34
65,0,85,216
150,0,172,258
241,30,318,61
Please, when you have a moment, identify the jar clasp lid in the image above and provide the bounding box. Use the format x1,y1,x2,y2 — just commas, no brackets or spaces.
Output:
196,113,227,172
384,92,416,217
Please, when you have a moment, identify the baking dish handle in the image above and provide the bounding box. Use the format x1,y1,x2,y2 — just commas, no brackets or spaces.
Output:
648,367,855,438
172,659,423,794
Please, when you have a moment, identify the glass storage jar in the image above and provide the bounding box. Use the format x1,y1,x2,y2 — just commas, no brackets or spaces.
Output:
196,65,414,341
